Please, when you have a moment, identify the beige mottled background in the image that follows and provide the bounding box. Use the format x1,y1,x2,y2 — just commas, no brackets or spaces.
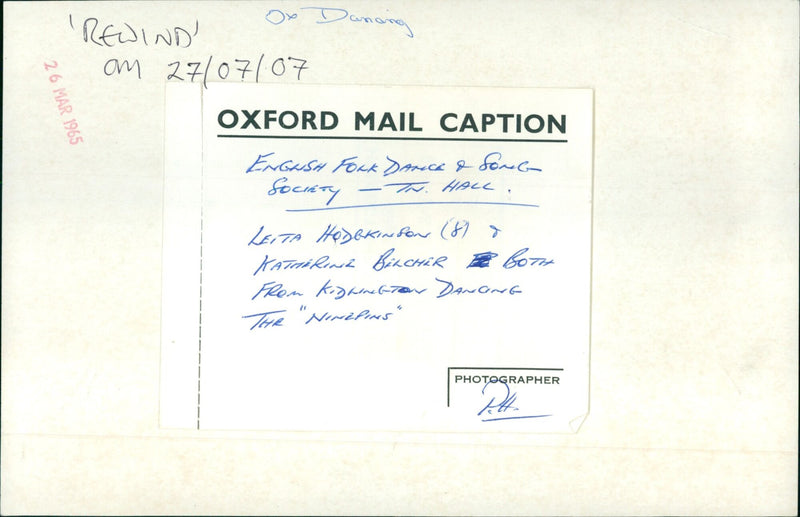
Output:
2,1,797,514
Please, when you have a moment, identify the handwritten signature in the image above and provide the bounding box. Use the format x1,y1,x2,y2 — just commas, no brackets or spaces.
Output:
477,380,551,422
266,7,414,38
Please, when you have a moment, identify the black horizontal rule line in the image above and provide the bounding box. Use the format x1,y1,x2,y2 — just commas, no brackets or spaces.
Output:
217,134,568,143
449,367,564,371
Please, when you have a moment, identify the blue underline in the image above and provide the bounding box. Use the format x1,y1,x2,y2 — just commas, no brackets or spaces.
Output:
481,414,552,422
285,201,539,212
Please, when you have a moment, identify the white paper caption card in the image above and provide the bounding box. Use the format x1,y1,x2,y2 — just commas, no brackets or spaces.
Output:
162,84,593,433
